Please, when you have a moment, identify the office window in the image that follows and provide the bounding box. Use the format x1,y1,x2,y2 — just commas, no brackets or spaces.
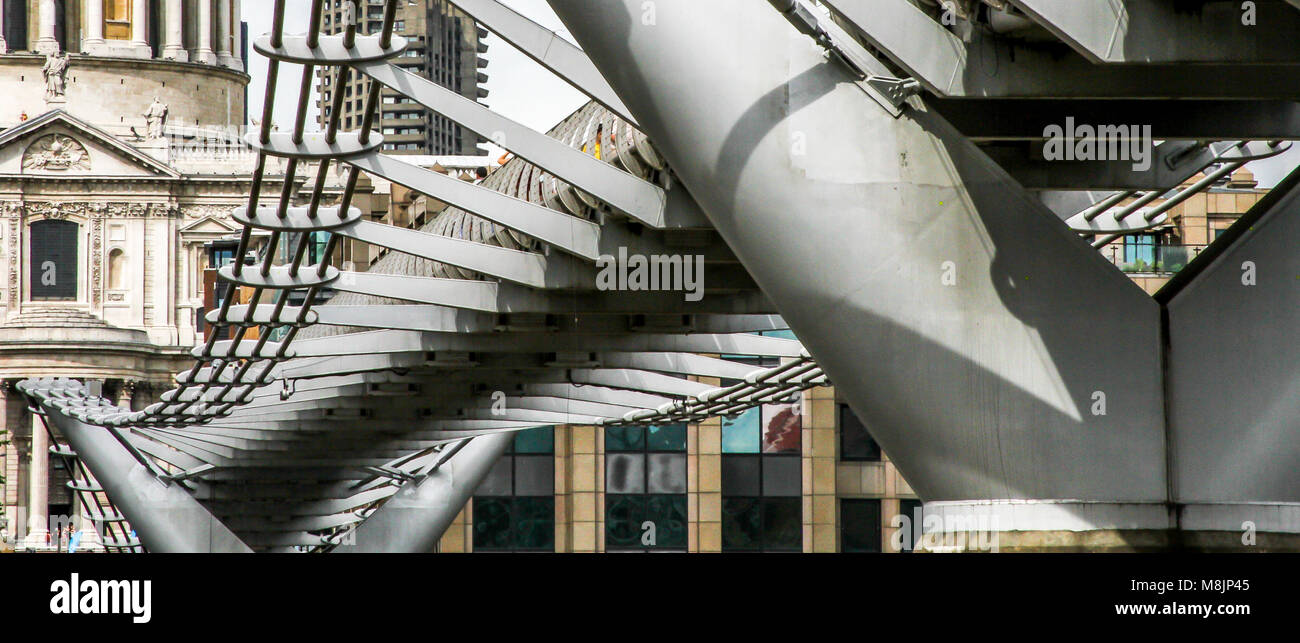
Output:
605,424,687,551
839,403,881,461
472,426,555,552
841,499,882,553
1123,233,1157,269
29,219,79,301
897,498,923,553
308,231,330,264
721,403,802,551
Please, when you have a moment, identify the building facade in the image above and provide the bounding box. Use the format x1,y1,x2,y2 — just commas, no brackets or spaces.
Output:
0,0,260,551
316,0,489,155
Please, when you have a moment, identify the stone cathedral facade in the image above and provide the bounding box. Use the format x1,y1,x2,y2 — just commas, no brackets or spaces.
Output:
0,0,254,551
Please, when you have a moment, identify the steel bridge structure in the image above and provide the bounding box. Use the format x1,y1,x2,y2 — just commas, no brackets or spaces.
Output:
18,0,1300,551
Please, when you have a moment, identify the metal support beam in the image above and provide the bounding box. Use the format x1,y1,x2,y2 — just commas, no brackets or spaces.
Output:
929,99,1300,142
445,0,640,125
346,152,602,259
1007,0,1300,64
354,61,666,228
22,384,252,553
335,432,513,552
825,0,1300,99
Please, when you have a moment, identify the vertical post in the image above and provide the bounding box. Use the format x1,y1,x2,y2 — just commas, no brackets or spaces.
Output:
130,0,152,57
216,0,235,67
83,0,105,54
194,0,216,63
35,0,60,54
232,0,244,70
0,1,8,54
22,411,49,549
162,0,187,61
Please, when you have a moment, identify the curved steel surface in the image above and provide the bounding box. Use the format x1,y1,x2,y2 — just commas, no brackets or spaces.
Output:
550,0,1167,505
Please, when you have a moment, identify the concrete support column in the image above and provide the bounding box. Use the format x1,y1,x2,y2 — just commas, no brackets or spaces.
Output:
194,0,216,64
216,0,236,67
162,0,188,61
22,412,49,549
35,0,60,54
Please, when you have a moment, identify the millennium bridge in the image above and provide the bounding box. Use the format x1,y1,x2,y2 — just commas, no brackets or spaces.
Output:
18,0,1300,551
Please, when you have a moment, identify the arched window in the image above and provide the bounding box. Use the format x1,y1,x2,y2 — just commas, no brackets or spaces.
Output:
108,248,126,290
29,219,79,301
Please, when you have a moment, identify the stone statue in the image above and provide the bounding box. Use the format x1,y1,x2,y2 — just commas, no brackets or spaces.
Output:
343,0,358,28
42,51,68,102
143,97,169,140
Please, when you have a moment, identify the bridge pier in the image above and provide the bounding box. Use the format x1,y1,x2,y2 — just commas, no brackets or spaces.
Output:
334,432,513,553
19,381,251,553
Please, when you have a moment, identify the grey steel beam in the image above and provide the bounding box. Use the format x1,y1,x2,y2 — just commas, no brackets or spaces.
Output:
346,152,603,259
330,271,777,315
826,0,1300,99
553,0,1166,509
929,99,1300,142
445,0,639,125
315,305,494,333
568,368,714,398
985,140,1217,190
1160,169,1300,509
520,383,672,409
23,389,252,553
1007,0,1300,64
354,61,666,227
336,219,555,288
332,272,500,312
599,352,762,379
336,432,513,552
289,328,808,357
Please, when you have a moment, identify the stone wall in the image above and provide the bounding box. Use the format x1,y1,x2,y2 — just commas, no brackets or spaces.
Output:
0,55,247,131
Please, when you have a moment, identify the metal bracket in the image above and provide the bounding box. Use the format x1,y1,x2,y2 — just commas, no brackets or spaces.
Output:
769,0,920,118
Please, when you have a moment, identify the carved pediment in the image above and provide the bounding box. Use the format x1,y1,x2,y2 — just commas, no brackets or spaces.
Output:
0,110,182,179
23,135,92,172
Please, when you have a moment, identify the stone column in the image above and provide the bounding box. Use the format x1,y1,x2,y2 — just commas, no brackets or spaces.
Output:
35,0,60,54
231,0,243,71
83,0,105,54
126,0,152,58
216,0,236,67
194,0,216,64
0,381,11,545
0,1,8,55
162,0,188,61
22,411,50,549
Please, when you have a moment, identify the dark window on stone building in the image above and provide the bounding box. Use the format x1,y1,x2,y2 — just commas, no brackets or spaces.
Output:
839,403,881,461
841,499,882,553
605,424,688,551
472,426,555,552
29,219,79,301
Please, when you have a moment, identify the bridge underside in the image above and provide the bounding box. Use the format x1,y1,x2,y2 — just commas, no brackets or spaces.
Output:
21,0,1300,551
